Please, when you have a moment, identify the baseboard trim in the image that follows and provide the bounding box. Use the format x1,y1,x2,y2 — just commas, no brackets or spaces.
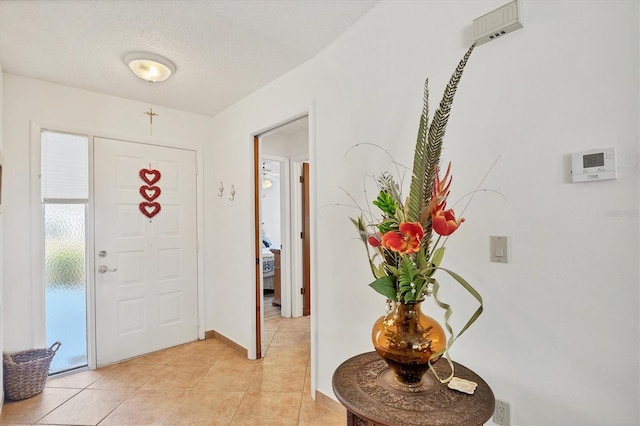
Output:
205,330,247,356
316,390,346,416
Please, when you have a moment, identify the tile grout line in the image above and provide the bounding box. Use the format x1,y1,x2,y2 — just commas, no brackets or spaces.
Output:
159,387,195,426
228,338,270,425
96,361,166,425
159,351,212,425
31,387,83,425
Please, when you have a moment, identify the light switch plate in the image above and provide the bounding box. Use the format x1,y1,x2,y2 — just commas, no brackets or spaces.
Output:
490,236,509,263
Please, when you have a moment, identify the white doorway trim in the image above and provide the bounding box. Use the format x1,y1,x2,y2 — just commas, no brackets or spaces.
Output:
308,101,318,399
29,121,47,349
289,156,308,318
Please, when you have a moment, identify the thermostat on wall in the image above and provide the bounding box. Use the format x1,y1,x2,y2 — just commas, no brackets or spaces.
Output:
571,147,617,182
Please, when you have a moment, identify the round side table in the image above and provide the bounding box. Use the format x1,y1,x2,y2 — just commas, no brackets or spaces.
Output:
332,352,495,426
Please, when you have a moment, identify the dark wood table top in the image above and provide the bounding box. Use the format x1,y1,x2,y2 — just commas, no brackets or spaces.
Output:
332,352,495,426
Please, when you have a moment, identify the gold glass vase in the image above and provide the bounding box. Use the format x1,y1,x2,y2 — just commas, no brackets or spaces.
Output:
372,299,446,385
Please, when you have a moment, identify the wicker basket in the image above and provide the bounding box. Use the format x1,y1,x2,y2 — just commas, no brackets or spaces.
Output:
3,342,61,401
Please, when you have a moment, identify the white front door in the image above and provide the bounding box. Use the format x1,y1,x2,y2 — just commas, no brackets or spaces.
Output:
94,137,198,365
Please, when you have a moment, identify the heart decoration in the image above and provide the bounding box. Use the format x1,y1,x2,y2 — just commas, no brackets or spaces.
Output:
139,168,161,185
139,202,161,218
139,185,161,202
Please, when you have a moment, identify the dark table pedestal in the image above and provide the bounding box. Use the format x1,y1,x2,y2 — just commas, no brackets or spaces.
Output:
332,352,495,426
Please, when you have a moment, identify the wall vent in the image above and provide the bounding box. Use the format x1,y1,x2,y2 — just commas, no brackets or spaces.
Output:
473,0,523,46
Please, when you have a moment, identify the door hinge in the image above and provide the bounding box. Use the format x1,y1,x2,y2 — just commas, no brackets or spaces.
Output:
299,176,304,183
300,287,305,295
300,232,304,239
256,258,260,265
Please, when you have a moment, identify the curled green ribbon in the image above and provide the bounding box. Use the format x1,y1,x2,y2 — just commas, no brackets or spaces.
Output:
427,266,484,384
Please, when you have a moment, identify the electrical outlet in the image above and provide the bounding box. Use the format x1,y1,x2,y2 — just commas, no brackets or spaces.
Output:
493,399,511,426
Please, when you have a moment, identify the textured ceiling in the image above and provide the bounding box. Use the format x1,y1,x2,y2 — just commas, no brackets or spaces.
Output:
0,0,378,117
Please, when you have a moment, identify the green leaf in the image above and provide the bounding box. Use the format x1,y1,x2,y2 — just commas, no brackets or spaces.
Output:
385,264,399,276
371,261,387,279
377,218,397,234
438,267,483,338
373,191,398,216
415,249,427,270
350,216,368,244
431,246,446,268
369,276,397,301
397,256,421,302
428,266,483,384
377,173,402,204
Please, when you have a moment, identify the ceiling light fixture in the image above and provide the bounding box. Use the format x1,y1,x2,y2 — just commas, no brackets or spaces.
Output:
123,52,176,83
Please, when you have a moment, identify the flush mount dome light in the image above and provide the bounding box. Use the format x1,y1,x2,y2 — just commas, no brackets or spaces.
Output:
124,52,176,83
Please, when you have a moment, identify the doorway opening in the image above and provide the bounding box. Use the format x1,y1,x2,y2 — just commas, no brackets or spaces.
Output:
260,157,285,320
254,115,310,358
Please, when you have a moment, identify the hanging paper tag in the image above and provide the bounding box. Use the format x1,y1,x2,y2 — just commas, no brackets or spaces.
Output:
447,377,478,394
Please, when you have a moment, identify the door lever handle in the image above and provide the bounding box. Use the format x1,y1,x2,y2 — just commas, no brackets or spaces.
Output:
98,265,117,273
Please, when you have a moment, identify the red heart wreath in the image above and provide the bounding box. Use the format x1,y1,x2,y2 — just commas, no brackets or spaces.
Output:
139,202,161,218
139,168,161,185
139,185,161,202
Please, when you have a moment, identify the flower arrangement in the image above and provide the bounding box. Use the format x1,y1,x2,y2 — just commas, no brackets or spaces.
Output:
352,43,483,381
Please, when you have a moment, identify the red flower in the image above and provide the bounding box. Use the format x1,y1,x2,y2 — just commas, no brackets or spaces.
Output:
432,208,465,236
367,234,382,247
381,222,424,254
431,162,452,213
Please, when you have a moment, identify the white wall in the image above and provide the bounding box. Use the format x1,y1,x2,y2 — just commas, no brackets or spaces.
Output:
263,128,309,159
261,159,282,249
1,74,212,352
205,1,639,425
2,2,638,424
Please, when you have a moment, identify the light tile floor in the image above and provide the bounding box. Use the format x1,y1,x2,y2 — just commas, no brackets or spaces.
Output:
0,315,344,425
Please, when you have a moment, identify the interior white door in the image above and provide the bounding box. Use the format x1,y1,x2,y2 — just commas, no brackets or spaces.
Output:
94,137,198,365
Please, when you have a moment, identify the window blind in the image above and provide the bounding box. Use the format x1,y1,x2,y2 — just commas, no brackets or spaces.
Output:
41,131,88,201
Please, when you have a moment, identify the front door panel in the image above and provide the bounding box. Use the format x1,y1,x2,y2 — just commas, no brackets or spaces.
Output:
94,137,198,365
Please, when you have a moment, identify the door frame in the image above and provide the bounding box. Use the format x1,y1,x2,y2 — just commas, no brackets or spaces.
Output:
289,157,309,317
91,137,206,368
30,122,206,369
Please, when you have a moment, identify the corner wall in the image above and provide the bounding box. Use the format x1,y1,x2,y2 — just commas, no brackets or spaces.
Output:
205,1,639,424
